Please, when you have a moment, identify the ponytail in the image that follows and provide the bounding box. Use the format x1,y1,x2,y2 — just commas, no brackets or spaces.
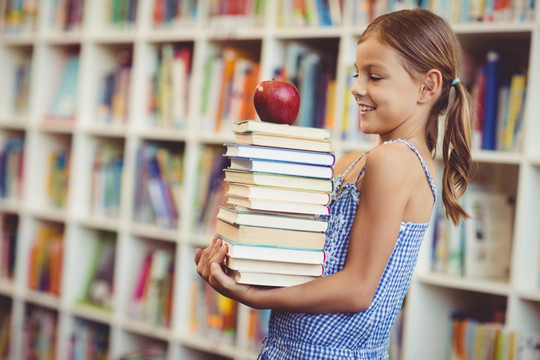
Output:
441,82,474,226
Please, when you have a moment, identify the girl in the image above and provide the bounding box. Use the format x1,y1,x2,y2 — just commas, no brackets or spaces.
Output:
195,9,474,359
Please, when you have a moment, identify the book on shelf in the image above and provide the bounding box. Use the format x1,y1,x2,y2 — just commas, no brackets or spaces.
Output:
134,142,183,229
45,53,80,122
69,318,110,359
130,248,174,327
234,131,333,152
227,183,331,205
217,205,329,233
462,187,514,279
189,277,237,341
12,62,31,115
0,137,24,200
106,0,138,26
148,44,192,129
224,169,333,192
91,144,123,218
81,233,116,309
224,143,336,166
50,0,84,31
96,51,132,125
228,157,334,179
222,238,326,264
47,148,70,209
225,256,324,277
0,299,11,358
0,214,18,280
194,146,228,232
23,305,58,359
28,226,64,295
226,194,330,216
232,120,331,140
226,268,319,287
216,218,325,250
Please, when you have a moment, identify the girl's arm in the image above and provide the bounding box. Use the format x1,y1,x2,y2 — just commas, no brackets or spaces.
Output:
195,143,428,313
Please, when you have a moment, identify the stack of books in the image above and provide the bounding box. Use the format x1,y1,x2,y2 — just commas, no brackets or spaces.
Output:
217,120,334,287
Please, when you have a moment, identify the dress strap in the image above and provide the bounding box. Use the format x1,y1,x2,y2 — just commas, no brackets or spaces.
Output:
341,151,368,180
384,139,437,203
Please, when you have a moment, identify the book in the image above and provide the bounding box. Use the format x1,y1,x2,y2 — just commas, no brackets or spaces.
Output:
216,219,325,250
82,233,116,309
217,206,329,232
233,120,331,140
227,182,330,205
222,238,326,264
224,143,335,166
229,157,333,179
234,132,333,153
226,269,319,287
462,187,514,279
226,195,330,216
225,256,324,276
45,53,80,121
224,169,333,192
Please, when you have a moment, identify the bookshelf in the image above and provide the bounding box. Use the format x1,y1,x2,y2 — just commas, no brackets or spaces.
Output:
0,0,539,359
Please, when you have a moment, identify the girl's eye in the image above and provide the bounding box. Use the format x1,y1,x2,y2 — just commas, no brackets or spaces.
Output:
353,73,359,78
370,75,381,81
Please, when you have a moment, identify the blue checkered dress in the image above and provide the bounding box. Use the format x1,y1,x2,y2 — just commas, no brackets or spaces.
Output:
257,139,437,360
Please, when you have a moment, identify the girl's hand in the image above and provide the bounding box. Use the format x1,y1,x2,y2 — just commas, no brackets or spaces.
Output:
194,235,253,303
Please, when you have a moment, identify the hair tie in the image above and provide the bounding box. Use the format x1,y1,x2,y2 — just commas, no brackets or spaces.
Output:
451,77,460,86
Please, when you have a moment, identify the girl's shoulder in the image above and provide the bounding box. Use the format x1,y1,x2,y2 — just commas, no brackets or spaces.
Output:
334,150,366,177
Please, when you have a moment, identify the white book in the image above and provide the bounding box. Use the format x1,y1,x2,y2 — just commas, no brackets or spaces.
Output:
224,143,335,166
229,157,333,179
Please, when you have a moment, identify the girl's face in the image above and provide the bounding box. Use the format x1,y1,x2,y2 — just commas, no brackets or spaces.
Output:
351,36,423,138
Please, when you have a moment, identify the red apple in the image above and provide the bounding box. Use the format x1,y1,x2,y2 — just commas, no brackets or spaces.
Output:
253,80,300,125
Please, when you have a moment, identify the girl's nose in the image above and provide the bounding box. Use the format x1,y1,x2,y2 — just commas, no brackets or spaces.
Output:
351,76,367,98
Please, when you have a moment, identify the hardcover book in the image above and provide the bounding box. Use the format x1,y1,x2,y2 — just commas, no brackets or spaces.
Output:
224,169,333,192
217,205,329,232
229,157,333,179
225,256,324,276
216,218,326,250
224,143,336,166
226,183,331,205
233,120,331,140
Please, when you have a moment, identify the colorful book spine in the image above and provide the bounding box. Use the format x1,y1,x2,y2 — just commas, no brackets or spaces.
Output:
27,226,64,295
130,248,175,328
91,144,123,218
133,142,183,229
2,0,39,34
189,278,238,343
148,44,192,129
194,145,229,233
199,47,260,133
96,51,132,125
152,0,198,27
0,297,11,358
350,0,536,24
0,214,18,280
69,319,110,360
46,148,70,209
0,137,24,200
22,305,57,359
50,0,84,31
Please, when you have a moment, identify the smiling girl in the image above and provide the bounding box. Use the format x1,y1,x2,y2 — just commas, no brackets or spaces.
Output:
195,9,474,360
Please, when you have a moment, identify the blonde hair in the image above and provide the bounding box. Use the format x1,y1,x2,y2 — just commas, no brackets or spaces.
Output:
359,9,474,225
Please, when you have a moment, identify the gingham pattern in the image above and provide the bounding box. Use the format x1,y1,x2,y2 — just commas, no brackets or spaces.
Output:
257,139,436,360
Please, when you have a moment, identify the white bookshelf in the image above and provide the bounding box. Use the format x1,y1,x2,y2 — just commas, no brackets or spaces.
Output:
0,1,539,359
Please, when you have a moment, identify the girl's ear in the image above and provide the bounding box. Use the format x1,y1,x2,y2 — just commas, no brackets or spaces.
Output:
418,69,442,104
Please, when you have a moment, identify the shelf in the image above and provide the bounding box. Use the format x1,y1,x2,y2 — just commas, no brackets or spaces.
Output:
415,273,512,296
